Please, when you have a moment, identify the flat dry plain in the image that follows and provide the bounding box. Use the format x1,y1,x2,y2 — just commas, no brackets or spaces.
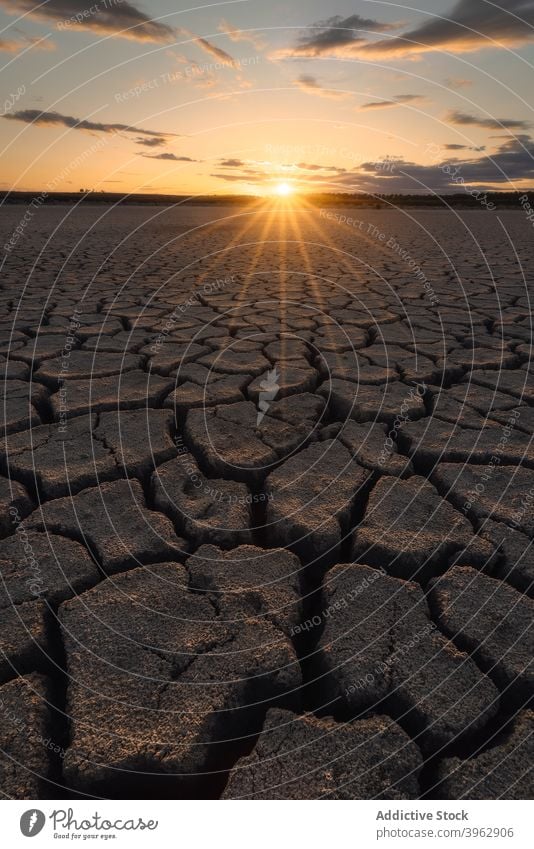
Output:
0,204,532,800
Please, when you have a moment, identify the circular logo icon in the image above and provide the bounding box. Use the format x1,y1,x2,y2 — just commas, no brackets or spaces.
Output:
20,810,46,837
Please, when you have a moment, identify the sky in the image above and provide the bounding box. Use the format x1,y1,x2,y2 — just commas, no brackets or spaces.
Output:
1,0,534,196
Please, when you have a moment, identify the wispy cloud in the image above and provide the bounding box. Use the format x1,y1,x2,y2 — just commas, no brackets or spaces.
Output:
191,34,237,66
0,33,55,52
444,77,473,89
447,110,531,130
295,162,347,173
0,0,176,43
360,93,425,110
294,74,350,99
3,110,177,143
218,19,264,49
140,153,198,161
210,171,263,182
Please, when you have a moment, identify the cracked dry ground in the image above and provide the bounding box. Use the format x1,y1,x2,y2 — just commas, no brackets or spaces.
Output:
0,205,533,800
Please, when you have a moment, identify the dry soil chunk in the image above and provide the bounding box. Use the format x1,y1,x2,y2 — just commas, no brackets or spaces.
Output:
0,674,50,798
222,708,422,799
0,532,99,609
59,564,301,792
265,440,370,567
432,463,534,537
22,478,187,575
436,710,533,799
247,366,317,403
399,419,533,471
352,476,484,581
334,420,414,478
468,369,534,403
480,521,534,594
164,374,247,414
0,414,120,499
198,349,271,376
94,409,177,479
0,601,48,683
3,380,46,434
50,370,173,418
319,380,425,424
185,402,309,484
318,564,498,751
428,566,533,703
0,477,32,536
34,351,143,385
186,544,302,636
151,453,253,548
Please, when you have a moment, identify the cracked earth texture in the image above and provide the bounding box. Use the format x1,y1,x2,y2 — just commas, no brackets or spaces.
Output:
0,204,532,800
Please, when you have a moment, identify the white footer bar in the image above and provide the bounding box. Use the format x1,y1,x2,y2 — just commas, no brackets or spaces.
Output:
2,800,532,848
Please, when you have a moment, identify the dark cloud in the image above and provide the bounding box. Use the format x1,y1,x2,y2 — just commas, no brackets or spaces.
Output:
447,110,531,130
0,0,176,43
276,14,395,57
134,137,168,147
358,0,534,57
219,158,245,167
141,153,197,161
360,94,425,110
444,143,486,151
353,135,534,191
209,133,534,193
3,110,176,142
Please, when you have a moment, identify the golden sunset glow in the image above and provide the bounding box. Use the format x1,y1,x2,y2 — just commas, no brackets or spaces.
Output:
0,2,532,195
274,182,294,197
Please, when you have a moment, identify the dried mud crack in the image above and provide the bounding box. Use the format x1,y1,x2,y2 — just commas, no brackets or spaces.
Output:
0,206,532,800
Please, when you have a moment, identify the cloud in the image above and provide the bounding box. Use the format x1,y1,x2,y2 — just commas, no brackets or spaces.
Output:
357,0,534,58
444,76,473,89
218,19,264,49
0,34,55,52
192,34,237,66
219,158,245,167
360,93,425,110
134,137,168,147
294,74,350,99
210,172,263,182
276,13,396,57
140,153,197,161
447,110,531,130
444,142,486,150
0,0,176,43
352,135,534,190
3,109,177,142
296,162,347,172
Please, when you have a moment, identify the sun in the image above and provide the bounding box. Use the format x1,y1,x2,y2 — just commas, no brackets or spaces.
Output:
274,181,294,197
